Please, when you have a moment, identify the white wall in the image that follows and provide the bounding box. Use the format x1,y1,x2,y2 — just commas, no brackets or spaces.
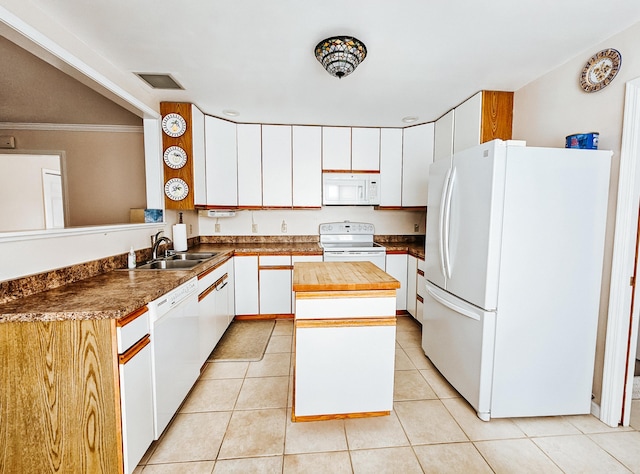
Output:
512,20,640,404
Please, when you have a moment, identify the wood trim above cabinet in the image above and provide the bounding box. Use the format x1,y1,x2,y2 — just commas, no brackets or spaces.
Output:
161,102,195,210
480,91,513,144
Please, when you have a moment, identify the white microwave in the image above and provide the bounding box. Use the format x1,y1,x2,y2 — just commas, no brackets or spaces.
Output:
322,172,380,206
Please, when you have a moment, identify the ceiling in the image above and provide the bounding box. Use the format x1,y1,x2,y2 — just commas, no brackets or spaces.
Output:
9,0,640,127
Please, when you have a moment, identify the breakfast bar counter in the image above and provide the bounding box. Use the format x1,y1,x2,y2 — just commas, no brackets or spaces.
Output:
291,261,400,422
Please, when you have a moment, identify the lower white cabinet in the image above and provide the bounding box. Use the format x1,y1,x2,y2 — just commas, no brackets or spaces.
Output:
416,258,426,324
198,260,232,364
259,255,292,315
385,253,408,311
234,255,259,316
117,309,154,474
406,255,418,317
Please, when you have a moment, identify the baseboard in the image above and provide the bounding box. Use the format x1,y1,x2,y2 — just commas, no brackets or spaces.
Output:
591,399,601,419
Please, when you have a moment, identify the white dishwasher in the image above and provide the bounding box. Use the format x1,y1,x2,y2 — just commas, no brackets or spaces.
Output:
148,277,200,439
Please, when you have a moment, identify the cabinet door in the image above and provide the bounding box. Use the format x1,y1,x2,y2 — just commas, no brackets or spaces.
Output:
322,126,351,170
119,341,154,474
385,253,407,311
406,255,417,317
191,105,207,206
379,128,403,207
205,116,238,206
262,125,292,207
237,124,262,207
453,92,482,154
402,122,434,207
259,255,292,315
292,126,322,208
226,259,235,324
351,127,380,171
434,109,454,162
214,272,230,342
234,255,259,315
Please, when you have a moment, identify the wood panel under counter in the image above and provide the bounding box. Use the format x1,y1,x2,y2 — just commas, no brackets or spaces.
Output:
291,262,400,422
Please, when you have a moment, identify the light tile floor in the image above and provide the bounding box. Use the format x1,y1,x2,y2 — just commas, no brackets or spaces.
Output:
136,316,640,473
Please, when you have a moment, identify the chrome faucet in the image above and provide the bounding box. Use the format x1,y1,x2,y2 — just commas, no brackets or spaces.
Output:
151,231,173,260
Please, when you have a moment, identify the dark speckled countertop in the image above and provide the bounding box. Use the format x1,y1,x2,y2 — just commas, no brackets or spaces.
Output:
0,239,424,323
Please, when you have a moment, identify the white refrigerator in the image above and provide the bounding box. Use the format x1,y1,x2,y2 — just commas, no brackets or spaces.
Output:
422,139,611,421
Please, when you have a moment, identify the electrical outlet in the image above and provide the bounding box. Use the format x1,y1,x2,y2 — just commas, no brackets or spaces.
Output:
252,223,258,233
281,220,287,233
189,224,193,235
215,223,221,233
414,223,420,232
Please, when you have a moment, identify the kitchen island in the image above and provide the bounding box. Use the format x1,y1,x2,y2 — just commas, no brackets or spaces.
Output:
292,261,400,422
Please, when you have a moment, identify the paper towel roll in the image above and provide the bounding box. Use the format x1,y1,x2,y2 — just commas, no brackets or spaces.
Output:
172,223,188,251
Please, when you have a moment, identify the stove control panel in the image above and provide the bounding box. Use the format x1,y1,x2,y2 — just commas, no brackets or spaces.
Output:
319,221,375,235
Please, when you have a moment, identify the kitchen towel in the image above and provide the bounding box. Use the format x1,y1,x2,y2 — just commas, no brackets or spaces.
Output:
172,223,187,251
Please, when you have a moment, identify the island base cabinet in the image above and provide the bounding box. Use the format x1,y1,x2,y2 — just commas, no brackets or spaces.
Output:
293,323,395,419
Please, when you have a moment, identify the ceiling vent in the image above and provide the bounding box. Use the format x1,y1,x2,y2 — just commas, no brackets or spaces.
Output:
135,73,184,90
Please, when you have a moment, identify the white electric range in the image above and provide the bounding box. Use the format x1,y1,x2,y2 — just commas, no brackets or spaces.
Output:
319,221,386,270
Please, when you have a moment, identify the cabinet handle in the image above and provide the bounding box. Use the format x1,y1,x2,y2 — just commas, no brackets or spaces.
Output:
216,281,228,291
119,335,151,365
116,306,148,327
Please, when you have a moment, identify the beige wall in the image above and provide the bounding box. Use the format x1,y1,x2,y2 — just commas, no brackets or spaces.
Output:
4,128,146,228
512,20,640,404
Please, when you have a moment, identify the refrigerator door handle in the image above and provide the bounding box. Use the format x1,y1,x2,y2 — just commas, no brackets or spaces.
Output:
438,167,453,280
427,284,481,321
442,167,456,279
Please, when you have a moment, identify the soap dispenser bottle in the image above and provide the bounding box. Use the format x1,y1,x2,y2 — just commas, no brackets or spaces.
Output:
127,247,136,269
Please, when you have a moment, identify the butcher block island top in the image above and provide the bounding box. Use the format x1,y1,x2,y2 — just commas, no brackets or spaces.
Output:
292,261,400,292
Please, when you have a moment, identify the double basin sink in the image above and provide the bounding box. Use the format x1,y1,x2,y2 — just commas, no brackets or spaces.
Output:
135,251,218,270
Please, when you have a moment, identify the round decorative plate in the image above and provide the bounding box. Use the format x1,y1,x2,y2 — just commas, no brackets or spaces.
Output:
163,146,188,169
164,178,189,201
161,113,187,137
580,49,621,93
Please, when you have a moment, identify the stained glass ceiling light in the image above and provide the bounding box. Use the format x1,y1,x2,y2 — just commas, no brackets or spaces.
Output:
314,36,367,79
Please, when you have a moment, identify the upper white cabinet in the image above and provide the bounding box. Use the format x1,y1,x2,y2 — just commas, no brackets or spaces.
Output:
453,92,482,154
293,125,322,208
322,126,351,170
204,115,237,207
262,125,292,207
191,105,207,206
351,127,380,171
453,90,514,155
237,124,262,207
379,128,403,207
402,122,434,207
433,109,454,163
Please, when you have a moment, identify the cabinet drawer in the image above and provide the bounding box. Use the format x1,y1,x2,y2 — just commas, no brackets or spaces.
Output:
198,261,227,294
117,308,149,353
259,255,291,267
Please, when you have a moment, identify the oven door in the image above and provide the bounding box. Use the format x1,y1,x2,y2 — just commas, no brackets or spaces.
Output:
323,249,386,270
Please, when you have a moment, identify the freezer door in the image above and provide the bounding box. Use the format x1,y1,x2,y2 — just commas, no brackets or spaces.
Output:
425,157,452,290
445,141,506,310
422,282,496,420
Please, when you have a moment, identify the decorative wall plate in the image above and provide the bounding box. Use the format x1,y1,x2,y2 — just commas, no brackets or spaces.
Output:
161,113,187,137
163,146,188,169
164,178,189,201
580,49,621,93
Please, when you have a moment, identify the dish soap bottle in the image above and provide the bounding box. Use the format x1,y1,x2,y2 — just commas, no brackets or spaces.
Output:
127,247,136,269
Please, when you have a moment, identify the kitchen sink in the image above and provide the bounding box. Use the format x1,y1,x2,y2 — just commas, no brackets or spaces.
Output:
135,259,203,270
132,251,219,270
169,252,218,260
